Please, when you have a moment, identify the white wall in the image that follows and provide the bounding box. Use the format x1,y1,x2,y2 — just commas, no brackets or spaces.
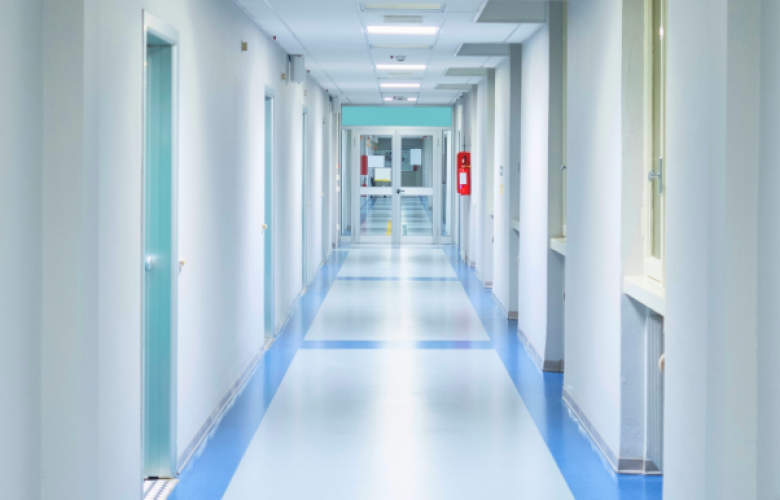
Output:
665,0,759,498
1,2,43,499
518,22,551,360
563,0,624,458
465,88,479,265
142,0,332,466
758,3,780,499
304,79,330,284
10,0,333,498
476,75,494,285
493,46,521,316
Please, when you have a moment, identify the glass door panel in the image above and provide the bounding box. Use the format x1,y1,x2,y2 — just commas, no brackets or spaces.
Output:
355,134,393,243
400,195,433,237
361,195,393,236
398,133,438,244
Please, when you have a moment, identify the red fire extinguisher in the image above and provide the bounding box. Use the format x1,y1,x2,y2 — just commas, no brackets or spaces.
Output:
457,152,471,195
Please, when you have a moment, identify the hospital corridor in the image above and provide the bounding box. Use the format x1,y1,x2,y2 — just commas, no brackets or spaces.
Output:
1,1,777,500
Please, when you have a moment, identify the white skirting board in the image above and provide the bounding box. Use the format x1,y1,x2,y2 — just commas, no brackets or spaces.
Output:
177,342,269,472
562,388,659,475
516,328,564,373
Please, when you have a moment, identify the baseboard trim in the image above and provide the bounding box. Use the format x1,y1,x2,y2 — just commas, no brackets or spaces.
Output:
177,340,270,472
491,291,508,317
516,328,544,371
275,287,305,335
508,310,518,320
516,329,564,373
483,280,493,289
562,388,661,475
562,388,619,472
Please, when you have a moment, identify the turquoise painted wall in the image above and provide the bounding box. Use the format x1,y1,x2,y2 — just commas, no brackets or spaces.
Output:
342,106,452,127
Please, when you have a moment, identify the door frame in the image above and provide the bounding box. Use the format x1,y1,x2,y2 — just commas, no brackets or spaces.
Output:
141,10,179,478
264,89,276,338
345,126,451,245
302,108,308,288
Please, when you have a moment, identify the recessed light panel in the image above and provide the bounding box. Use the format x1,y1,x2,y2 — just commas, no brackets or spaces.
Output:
367,26,439,35
376,64,427,71
380,83,421,88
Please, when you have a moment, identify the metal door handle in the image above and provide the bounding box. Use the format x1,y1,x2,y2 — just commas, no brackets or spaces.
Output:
397,189,405,194
648,158,663,194
145,256,154,271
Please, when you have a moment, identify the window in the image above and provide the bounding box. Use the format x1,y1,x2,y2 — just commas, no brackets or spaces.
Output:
645,0,666,283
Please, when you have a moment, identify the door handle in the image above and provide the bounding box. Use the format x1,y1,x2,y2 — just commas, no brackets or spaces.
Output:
397,189,405,194
648,158,663,194
145,256,154,271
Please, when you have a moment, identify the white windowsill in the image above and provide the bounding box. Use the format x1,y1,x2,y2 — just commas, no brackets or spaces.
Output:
623,276,666,316
512,219,520,232
550,237,566,257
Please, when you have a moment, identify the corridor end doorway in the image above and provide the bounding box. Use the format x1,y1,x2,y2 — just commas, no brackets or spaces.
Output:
343,127,453,246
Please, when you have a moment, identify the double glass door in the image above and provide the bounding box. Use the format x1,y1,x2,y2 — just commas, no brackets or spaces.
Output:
351,128,448,244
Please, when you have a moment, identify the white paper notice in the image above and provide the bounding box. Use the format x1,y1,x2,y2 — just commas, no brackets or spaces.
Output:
460,172,467,184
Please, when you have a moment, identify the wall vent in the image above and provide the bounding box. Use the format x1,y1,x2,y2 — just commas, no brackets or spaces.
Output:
645,313,665,473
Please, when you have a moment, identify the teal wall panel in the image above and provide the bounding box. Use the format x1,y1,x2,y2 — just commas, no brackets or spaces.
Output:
342,106,452,127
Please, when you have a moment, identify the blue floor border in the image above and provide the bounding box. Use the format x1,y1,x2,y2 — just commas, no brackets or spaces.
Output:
439,246,663,500
168,250,349,500
169,245,663,500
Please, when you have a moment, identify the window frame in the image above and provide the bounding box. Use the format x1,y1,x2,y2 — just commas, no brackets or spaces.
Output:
644,0,666,284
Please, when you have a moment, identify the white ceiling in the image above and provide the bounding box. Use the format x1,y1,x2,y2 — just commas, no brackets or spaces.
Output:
234,0,544,105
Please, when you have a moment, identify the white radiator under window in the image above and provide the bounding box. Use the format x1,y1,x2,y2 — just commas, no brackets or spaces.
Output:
645,313,665,473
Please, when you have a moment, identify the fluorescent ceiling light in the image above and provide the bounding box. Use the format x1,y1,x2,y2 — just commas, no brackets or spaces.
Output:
363,3,444,11
380,83,421,88
367,26,439,35
408,97,418,102
376,64,427,71
384,97,394,101
371,44,433,49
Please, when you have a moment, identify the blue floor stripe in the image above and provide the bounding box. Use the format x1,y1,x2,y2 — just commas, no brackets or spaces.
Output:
168,250,349,500
336,276,460,281
301,340,494,349
440,246,663,500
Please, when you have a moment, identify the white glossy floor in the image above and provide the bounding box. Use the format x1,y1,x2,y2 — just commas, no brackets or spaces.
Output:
337,247,456,278
305,279,488,341
220,248,574,500
223,348,574,500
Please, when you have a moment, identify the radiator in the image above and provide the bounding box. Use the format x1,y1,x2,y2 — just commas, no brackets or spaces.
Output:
646,313,665,472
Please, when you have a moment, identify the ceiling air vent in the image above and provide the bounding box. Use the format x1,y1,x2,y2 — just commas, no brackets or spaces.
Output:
445,68,489,77
435,84,474,90
361,3,445,13
384,15,423,23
